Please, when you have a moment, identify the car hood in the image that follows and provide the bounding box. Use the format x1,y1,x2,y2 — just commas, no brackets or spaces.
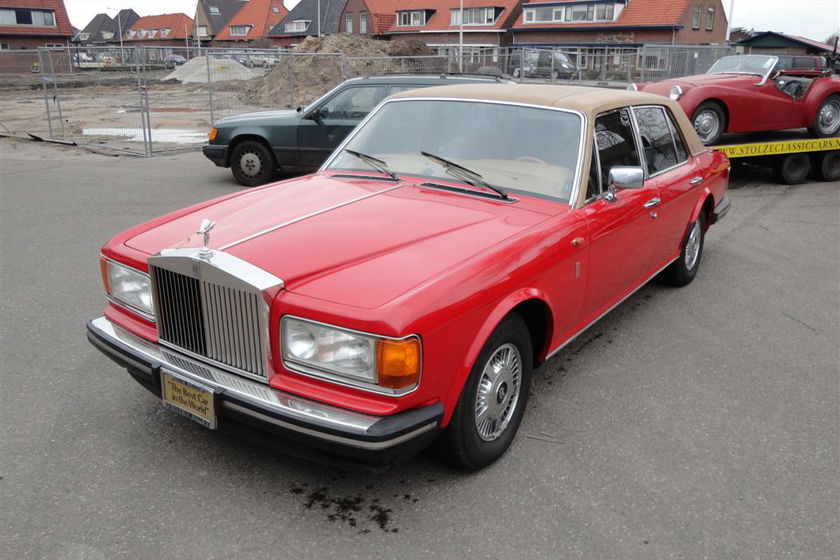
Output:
216,109,300,125
643,73,760,91
124,174,551,308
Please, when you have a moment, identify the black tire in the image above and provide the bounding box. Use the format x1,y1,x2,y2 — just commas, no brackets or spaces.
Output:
230,140,277,187
814,151,840,182
660,211,706,287
807,94,840,138
691,101,727,146
773,153,811,185
445,314,533,471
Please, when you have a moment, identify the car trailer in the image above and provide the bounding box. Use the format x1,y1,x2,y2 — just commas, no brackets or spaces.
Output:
714,135,840,184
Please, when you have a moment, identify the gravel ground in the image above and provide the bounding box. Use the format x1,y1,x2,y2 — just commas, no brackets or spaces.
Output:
0,138,838,559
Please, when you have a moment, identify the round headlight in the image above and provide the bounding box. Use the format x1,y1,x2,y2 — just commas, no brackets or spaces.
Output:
669,85,684,101
627,83,639,91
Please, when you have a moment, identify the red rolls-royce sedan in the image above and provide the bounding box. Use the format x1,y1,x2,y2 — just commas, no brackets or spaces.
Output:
88,85,731,470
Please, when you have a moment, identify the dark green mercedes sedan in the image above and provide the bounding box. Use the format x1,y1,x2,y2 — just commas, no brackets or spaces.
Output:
203,74,511,186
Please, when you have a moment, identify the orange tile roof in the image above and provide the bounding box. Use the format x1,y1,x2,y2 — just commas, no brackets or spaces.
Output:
127,13,194,40
0,0,74,37
362,0,398,35
385,0,520,33
215,0,288,40
513,0,692,29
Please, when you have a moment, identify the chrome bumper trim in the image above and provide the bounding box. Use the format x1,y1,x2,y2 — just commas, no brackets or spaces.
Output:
89,316,380,436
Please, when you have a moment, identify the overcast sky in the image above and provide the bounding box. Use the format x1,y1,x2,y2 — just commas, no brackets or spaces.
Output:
64,0,840,44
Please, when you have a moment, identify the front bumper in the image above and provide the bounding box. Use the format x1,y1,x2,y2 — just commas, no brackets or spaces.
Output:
202,144,228,167
86,316,443,467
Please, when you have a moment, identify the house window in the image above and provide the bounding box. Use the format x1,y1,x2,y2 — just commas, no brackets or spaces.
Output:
102,31,114,40
450,7,496,26
209,6,220,15
0,43,9,50
360,12,368,34
198,25,208,37
160,28,171,38
594,4,615,21
285,20,310,32
230,25,252,36
706,7,715,31
570,5,589,21
692,4,701,28
397,11,426,27
0,9,56,26
345,13,353,33
78,33,91,41
272,6,280,13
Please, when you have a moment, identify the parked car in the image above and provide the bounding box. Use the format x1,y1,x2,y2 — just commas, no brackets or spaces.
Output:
633,54,840,144
164,54,187,69
510,49,579,80
203,74,511,186
88,84,731,470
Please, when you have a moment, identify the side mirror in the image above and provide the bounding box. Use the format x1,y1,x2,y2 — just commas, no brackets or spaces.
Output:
604,166,644,202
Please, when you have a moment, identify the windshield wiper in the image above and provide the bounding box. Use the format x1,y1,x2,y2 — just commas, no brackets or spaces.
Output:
344,149,399,181
420,151,509,200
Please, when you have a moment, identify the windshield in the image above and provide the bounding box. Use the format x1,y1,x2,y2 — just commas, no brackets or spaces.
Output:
325,99,583,203
707,55,778,78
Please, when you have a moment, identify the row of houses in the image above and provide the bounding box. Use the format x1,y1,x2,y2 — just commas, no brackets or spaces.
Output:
1,0,834,58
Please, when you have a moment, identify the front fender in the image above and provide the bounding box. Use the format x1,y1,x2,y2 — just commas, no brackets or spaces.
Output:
803,77,840,123
441,288,554,425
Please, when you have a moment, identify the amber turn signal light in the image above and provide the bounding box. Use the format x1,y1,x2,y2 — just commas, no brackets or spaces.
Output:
100,257,111,294
376,338,420,389
208,127,218,141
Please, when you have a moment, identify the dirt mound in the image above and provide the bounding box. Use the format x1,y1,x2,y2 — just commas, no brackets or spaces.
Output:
242,36,437,109
163,56,255,84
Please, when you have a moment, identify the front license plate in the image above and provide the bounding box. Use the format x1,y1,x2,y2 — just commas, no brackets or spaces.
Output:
161,372,217,429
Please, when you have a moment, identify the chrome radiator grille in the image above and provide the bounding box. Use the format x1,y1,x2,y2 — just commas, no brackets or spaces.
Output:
150,265,266,379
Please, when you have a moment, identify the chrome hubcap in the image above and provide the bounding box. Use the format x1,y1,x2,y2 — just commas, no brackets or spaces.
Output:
475,343,521,442
685,221,701,270
818,100,840,134
240,151,263,178
694,110,720,143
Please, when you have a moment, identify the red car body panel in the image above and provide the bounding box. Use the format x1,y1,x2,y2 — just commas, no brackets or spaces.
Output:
640,72,840,134
100,142,729,425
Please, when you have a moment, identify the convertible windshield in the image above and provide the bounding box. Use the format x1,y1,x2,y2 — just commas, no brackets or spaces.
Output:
326,99,583,203
707,55,778,78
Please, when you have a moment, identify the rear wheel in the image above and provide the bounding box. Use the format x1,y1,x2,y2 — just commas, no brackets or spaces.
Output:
814,151,840,181
445,315,533,471
230,140,276,187
692,101,726,145
661,212,705,287
808,94,840,138
773,153,811,185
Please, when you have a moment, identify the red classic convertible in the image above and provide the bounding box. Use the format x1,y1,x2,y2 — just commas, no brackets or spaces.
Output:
634,55,840,145
88,85,730,470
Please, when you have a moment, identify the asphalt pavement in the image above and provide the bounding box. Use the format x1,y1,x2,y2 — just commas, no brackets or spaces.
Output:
1,138,838,559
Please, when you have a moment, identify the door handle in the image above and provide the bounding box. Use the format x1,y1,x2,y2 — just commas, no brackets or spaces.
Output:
644,198,661,209
690,176,703,185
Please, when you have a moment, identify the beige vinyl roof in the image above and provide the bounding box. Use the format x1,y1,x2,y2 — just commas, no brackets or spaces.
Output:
390,83,706,157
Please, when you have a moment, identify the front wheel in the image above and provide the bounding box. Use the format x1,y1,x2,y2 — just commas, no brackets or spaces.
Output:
445,315,533,471
692,101,726,145
808,94,840,138
230,140,277,187
660,212,705,287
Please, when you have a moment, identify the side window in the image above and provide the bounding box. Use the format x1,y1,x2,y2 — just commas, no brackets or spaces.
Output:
633,106,680,175
586,144,601,200
594,108,641,188
319,86,387,120
388,84,428,95
665,109,688,163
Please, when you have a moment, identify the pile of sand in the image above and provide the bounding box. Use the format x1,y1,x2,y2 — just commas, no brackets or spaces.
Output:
243,36,436,108
163,56,255,84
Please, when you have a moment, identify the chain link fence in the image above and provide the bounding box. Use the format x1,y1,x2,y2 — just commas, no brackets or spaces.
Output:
0,44,732,155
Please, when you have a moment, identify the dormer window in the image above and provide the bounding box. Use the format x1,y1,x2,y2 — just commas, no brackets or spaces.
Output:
285,20,310,32
451,7,497,26
101,31,114,40
397,10,428,27
78,32,91,41
230,25,252,36
209,6,221,15
160,28,171,38
523,2,615,24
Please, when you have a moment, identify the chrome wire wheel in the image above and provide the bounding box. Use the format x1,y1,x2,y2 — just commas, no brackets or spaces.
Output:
239,150,263,178
693,110,720,144
474,343,521,442
685,221,701,271
817,98,840,135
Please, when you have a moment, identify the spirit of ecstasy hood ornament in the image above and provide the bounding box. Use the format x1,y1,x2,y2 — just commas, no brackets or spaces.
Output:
197,218,216,257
